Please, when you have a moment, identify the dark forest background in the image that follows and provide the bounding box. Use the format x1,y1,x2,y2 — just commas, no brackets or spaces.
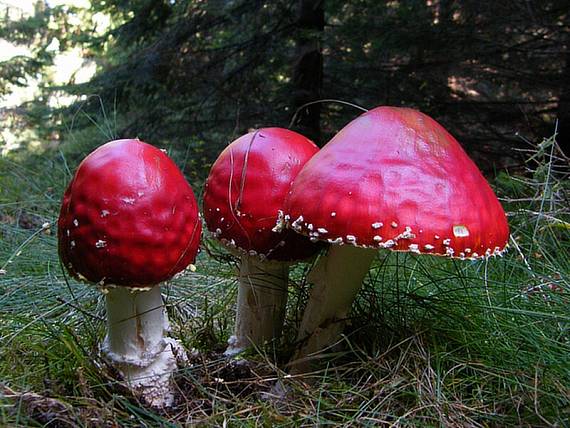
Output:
1,0,569,175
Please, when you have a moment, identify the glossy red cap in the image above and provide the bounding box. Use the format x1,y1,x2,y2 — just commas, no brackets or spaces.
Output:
58,139,201,287
282,107,509,259
203,128,320,261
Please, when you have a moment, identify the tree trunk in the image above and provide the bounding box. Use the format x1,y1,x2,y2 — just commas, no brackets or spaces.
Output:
291,0,324,145
557,49,570,155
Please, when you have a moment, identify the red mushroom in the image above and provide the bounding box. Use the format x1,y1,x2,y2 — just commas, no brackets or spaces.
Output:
279,107,510,371
58,139,201,406
203,128,320,355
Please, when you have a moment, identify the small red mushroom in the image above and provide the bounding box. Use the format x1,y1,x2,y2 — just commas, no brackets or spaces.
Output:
279,107,510,371
58,139,201,406
203,128,320,355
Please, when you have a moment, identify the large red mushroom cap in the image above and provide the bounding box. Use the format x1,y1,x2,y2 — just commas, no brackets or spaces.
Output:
203,128,320,261
58,139,201,287
282,107,509,259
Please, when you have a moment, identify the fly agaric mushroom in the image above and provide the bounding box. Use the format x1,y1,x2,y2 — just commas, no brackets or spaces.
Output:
279,106,510,372
203,128,320,356
58,139,201,406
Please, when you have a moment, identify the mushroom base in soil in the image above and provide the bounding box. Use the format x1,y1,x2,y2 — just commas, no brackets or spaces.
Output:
288,245,376,373
225,255,290,356
101,286,186,407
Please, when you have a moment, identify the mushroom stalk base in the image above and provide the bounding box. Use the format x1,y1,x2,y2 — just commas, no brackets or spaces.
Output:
102,286,183,407
289,245,376,373
225,255,289,356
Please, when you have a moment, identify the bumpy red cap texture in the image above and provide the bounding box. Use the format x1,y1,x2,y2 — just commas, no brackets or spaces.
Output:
58,139,201,287
203,128,320,261
282,107,510,259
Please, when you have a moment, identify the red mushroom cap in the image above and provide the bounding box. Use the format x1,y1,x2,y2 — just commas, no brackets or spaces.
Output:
203,128,320,261
283,107,509,259
58,139,201,287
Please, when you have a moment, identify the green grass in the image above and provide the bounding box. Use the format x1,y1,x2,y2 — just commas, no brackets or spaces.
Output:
0,127,568,426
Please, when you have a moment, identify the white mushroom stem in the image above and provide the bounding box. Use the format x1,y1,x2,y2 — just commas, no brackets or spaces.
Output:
101,286,185,407
225,255,290,356
289,245,376,373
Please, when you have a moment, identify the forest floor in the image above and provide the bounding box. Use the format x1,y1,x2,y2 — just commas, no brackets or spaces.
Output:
0,124,568,427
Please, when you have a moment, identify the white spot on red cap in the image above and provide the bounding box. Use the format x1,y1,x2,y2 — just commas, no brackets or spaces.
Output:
391,221,398,228
394,226,415,240
272,210,286,232
101,210,110,218
331,212,336,217
95,240,107,248
121,197,135,205
372,222,383,229
291,215,304,231
453,225,470,238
